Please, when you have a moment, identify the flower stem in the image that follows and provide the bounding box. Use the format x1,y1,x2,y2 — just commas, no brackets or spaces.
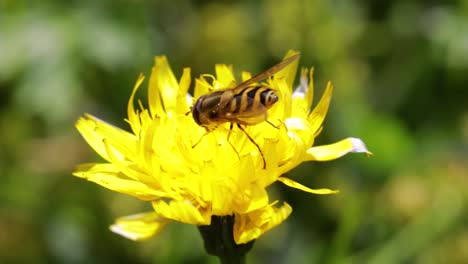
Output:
198,215,255,264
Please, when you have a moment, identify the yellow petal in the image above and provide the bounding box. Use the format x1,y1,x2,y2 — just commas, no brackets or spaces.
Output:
127,73,145,134
306,68,314,108
73,163,166,200
110,211,170,241
152,199,211,225
272,79,292,120
308,81,333,134
76,114,138,162
233,203,292,244
148,56,179,117
277,129,310,174
291,68,314,116
233,183,270,214
241,71,252,82
277,177,339,194
278,50,300,89
176,67,191,114
194,75,214,99
215,64,236,89
305,137,372,161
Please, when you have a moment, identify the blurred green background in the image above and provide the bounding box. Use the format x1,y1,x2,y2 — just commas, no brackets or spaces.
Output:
1,0,468,263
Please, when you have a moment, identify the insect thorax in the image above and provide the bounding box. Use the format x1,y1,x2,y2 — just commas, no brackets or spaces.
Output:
192,91,224,126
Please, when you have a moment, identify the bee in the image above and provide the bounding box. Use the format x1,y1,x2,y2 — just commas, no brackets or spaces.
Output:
191,53,300,169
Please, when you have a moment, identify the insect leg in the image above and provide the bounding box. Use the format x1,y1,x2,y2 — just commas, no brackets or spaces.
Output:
192,130,210,148
266,119,280,129
227,122,233,141
237,124,266,169
265,113,285,130
227,123,241,160
264,112,289,131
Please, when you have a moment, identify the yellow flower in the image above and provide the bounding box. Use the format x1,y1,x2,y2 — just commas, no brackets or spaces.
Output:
73,50,371,244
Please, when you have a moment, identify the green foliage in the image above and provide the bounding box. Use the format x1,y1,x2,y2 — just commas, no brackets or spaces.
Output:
1,0,467,263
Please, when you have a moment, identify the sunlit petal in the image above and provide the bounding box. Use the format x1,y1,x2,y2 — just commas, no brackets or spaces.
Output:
278,177,339,194
308,81,333,134
110,212,170,241
148,56,179,117
76,114,138,162
127,73,145,134
215,64,236,89
234,203,292,244
73,163,166,200
152,199,212,225
306,137,372,161
177,68,191,114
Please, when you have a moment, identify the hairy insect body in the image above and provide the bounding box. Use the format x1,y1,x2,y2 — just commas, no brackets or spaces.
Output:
190,53,300,168
192,85,278,128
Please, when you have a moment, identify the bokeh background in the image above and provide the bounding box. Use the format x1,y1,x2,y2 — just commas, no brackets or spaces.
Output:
1,0,468,263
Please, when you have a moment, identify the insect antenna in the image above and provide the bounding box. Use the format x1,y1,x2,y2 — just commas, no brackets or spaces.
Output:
236,124,266,169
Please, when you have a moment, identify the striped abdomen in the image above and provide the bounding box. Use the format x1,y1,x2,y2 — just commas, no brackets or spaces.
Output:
228,85,278,114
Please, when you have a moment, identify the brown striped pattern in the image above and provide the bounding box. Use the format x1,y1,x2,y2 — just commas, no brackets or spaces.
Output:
227,85,278,114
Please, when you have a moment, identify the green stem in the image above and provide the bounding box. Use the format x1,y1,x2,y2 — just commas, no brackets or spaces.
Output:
198,215,255,264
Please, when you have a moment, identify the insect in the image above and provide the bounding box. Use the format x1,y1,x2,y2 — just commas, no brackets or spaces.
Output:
191,53,300,169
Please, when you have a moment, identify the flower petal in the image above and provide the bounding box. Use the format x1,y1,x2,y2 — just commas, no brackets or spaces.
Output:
76,114,138,162
215,64,236,89
305,137,372,161
152,199,211,225
148,56,179,117
127,73,146,133
291,68,314,116
110,211,170,241
272,78,293,120
308,81,333,134
277,177,339,194
233,182,270,214
306,68,315,108
73,163,166,200
194,75,214,99
278,50,300,89
241,71,252,82
233,202,292,244
176,68,191,114
285,117,315,147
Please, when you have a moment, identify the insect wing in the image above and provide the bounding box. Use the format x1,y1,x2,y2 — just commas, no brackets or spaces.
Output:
233,53,300,92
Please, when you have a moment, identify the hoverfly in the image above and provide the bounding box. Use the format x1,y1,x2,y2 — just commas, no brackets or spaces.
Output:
191,53,300,169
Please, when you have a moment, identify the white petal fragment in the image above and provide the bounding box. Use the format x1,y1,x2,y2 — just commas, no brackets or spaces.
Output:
292,72,308,99
349,137,372,154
